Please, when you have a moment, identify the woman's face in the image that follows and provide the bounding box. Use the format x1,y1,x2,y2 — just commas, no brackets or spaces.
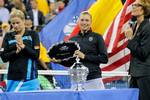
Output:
132,0,144,17
79,14,92,32
11,17,25,33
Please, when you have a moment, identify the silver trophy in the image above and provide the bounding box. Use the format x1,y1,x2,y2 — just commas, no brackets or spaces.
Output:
69,57,89,90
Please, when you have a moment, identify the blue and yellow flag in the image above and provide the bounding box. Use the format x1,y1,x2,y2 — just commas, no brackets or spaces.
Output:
39,0,96,50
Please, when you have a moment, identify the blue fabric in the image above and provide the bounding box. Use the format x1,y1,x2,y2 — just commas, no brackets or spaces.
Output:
1,89,139,100
8,36,32,45
51,62,71,89
22,36,32,41
39,0,96,50
8,40,17,45
26,59,32,80
6,79,40,92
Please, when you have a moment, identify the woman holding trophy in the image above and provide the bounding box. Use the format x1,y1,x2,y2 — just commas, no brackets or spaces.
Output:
50,11,108,90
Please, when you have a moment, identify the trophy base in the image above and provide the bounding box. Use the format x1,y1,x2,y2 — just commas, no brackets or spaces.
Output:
71,83,86,91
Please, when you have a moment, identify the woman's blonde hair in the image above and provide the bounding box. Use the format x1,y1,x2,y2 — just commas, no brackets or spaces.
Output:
10,8,25,21
11,0,26,13
140,0,150,17
80,11,92,20
141,0,150,7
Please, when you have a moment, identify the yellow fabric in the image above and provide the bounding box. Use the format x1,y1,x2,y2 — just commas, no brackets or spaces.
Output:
88,0,123,35
36,0,49,16
39,43,50,62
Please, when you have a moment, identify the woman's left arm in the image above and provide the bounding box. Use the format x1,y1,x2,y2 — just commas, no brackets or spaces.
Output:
21,32,40,59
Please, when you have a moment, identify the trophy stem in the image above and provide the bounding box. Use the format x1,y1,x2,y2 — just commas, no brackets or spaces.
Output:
76,56,80,63
76,83,85,91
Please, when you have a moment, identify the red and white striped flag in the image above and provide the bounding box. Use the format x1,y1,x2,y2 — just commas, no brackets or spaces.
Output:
102,0,135,82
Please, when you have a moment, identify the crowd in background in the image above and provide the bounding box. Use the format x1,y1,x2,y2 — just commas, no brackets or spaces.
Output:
0,0,69,32
0,0,69,91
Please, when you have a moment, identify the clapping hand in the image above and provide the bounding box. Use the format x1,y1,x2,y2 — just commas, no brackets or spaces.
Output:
15,35,25,49
16,44,22,54
124,26,133,40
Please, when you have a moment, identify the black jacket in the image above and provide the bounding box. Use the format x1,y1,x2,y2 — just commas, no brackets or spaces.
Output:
0,30,40,80
127,19,150,77
60,31,108,80
27,10,45,26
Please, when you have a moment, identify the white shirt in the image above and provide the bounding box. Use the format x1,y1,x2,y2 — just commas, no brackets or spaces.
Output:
32,9,39,26
0,7,10,23
49,0,55,3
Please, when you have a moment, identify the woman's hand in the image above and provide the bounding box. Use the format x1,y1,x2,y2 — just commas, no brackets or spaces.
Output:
16,44,22,54
15,35,23,44
73,50,85,59
15,35,25,49
125,27,133,40
50,58,62,63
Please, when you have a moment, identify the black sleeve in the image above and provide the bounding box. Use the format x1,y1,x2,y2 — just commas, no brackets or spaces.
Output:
39,11,45,25
84,35,108,64
127,23,150,61
0,34,17,62
21,31,40,59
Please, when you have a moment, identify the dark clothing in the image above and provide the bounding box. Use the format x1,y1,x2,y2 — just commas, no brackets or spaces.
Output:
127,19,150,100
0,30,40,81
127,19,150,77
27,10,45,26
22,0,31,11
61,31,108,80
130,76,150,100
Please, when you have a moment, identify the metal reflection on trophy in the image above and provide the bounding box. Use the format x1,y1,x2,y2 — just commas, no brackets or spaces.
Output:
69,58,89,90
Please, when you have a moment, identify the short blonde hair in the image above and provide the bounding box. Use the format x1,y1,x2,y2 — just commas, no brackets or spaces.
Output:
141,0,150,7
80,11,92,20
140,0,150,17
10,8,25,21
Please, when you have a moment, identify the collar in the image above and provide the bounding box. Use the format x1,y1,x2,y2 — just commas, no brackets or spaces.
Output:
133,18,149,34
78,29,92,36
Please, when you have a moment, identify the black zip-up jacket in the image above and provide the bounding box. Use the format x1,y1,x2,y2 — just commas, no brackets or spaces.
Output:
0,30,40,81
60,31,108,80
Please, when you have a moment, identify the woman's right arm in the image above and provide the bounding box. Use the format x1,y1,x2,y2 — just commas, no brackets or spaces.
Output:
0,34,17,62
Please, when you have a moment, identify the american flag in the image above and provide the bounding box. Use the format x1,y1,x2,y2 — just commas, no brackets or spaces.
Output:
101,0,135,82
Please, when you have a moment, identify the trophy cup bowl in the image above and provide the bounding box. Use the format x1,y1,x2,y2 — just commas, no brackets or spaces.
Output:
69,58,89,90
